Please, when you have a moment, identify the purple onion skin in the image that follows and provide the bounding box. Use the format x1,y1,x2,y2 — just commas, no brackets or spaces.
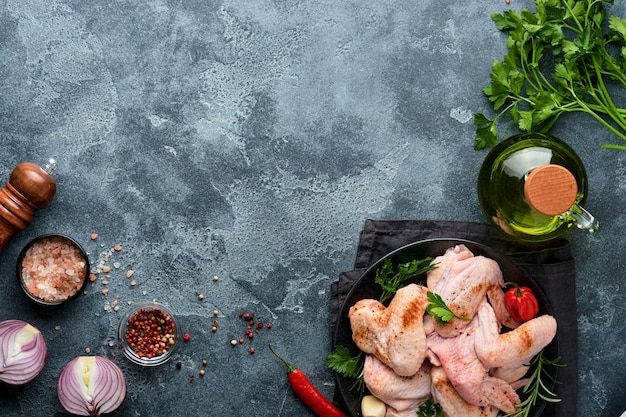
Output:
57,356,127,417
0,319,48,387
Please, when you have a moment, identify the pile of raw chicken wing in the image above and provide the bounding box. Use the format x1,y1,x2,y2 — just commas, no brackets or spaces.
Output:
349,245,557,417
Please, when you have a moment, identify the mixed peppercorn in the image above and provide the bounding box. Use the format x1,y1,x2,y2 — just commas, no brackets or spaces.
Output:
125,307,176,359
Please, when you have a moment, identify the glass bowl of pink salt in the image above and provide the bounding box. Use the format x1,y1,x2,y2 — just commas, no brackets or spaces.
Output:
17,234,90,307
117,302,182,367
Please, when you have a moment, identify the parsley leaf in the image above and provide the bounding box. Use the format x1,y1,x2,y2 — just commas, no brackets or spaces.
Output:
374,258,437,304
477,0,626,151
324,346,365,395
416,399,443,417
426,291,471,325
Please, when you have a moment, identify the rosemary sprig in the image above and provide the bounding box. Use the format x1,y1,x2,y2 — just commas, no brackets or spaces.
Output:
503,350,565,417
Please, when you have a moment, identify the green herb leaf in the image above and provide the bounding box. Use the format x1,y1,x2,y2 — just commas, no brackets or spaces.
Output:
477,0,626,150
416,398,443,417
426,291,471,325
325,346,362,378
374,258,437,304
325,345,365,395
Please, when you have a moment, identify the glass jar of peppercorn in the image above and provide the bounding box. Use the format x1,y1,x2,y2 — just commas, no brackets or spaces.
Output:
117,302,182,366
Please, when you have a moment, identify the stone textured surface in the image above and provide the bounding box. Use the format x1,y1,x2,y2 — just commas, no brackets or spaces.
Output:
0,0,625,416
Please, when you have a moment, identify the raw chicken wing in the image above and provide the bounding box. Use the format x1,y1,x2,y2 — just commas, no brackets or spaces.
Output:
426,312,520,413
474,300,557,375
363,354,431,417
428,245,518,337
430,366,500,417
349,283,429,376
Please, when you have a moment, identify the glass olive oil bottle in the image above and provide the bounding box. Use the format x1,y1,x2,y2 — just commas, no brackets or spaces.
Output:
477,133,598,242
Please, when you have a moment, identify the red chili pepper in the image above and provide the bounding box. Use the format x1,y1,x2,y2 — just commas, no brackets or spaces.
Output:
504,283,539,323
269,344,349,417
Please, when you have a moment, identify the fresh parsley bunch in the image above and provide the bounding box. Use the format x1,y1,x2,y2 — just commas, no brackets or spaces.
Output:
475,0,626,150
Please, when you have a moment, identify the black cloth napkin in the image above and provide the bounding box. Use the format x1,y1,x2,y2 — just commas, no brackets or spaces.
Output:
330,219,577,417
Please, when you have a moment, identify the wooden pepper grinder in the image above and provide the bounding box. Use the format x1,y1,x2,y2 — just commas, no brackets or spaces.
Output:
0,159,57,254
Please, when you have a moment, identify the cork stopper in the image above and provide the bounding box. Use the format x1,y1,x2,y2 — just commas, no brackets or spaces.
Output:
524,164,578,216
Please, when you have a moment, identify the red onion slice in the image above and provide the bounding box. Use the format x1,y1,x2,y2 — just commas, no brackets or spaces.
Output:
57,356,126,417
0,319,47,386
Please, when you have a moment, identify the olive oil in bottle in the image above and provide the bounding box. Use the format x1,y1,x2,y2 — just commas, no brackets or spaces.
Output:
477,133,598,242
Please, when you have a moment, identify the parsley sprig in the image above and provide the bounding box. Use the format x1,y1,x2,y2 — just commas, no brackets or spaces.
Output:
503,350,565,417
324,346,365,395
475,0,626,150
375,257,437,303
426,291,472,325
417,399,443,417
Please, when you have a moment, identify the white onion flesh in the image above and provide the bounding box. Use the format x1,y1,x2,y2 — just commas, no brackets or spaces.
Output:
0,319,47,386
57,356,127,417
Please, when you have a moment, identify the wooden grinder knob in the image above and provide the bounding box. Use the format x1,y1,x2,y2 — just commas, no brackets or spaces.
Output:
524,164,577,216
0,162,57,254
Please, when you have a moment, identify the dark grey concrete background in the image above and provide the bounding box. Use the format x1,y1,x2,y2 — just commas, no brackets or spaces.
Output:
1,0,625,416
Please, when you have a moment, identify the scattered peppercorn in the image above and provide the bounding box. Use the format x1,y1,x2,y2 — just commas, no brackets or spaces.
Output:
198,294,204,301
176,362,182,370
231,339,237,346
202,359,207,366
183,333,190,342
249,347,255,354
189,375,195,381
213,309,219,316
213,275,219,282
199,369,205,376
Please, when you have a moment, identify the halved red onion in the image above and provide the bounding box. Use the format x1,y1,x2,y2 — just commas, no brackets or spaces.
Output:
57,356,127,417
0,319,47,386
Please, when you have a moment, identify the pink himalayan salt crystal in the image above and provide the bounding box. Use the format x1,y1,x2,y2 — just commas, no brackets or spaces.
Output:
21,236,87,303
